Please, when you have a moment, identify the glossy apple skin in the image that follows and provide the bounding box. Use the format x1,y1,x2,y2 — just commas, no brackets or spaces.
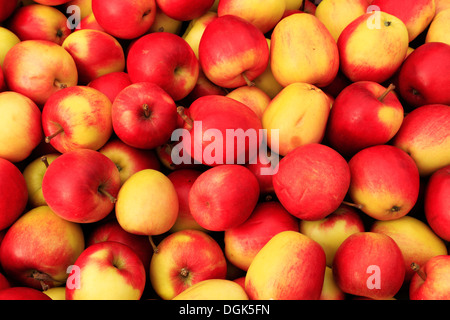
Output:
189,165,260,232
332,232,405,300
198,14,269,88
0,287,52,300
156,0,215,21
127,32,199,101
0,206,85,290
273,143,351,221
409,255,450,300
88,71,132,103
397,42,450,109
149,229,227,300
0,158,28,231
424,165,450,241
42,149,121,223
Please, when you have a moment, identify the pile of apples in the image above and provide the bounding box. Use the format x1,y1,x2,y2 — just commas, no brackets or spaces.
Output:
0,0,449,301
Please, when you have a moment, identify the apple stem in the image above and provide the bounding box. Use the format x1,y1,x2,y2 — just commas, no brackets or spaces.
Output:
30,270,62,291
377,83,396,102
54,79,67,90
98,187,117,203
242,73,255,87
177,106,193,130
41,156,50,168
143,103,151,118
149,236,159,254
411,262,427,281
45,127,64,143
342,201,363,210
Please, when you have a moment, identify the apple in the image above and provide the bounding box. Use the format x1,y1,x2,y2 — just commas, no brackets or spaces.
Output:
62,29,125,85
43,287,66,300
91,0,156,39
98,138,161,186
0,91,43,163
42,149,121,223
181,11,218,59
127,32,199,101
224,201,299,271
0,287,52,300
198,14,269,88
371,0,436,42
180,67,227,106
22,153,60,208
245,148,278,196
285,0,304,10
0,0,17,22
34,0,71,5
0,64,5,92
332,232,405,300
42,86,113,153
261,82,331,157
245,230,326,300
64,0,93,20
396,42,450,109
115,169,179,236
172,279,249,300
270,13,339,88
409,255,450,300
424,165,450,241
166,169,206,233
147,4,183,34
299,204,366,267
371,216,448,282
302,0,317,14
226,86,271,120
0,273,10,291
392,104,450,176
111,82,178,150
337,11,409,83
87,71,132,103
0,27,20,68
426,8,450,45
156,0,215,21
77,12,106,32
188,164,260,232
0,205,85,290
272,143,351,221
325,81,404,158
149,229,227,300
66,241,146,300
435,0,450,15
217,0,286,34
320,266,346,300
7,4,72,45
0,158,28,231
155,141,202,171
315,0,369,42
3,39,78,106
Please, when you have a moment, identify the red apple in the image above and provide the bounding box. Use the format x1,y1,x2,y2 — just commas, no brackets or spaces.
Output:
66,241,146,300
0,0,17,22
0,158,28,231
198,14,269,88
156,0,215,21
77,12,105,32
0,205,85,290
111,82,178,150
245,148,278,196
0,273,10,291
409,255,450,300
272,143,351,221
180,67,227,106
0,65,5,92
0,287,52,300
34,0,71,5
189,164,260,231
42,149,121,223
127,32,199,101
397,42,450,109
91,0,156,39
155,141,201,171
87,71,132,103
332,232,405,300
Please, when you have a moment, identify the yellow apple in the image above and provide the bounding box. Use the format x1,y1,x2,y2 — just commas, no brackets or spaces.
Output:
43,286,66,300
426,9,450,45
226,85,271,119
0,27,20,68
320,266,346,300
285,0,303,10
182,11,217,59
148,5,183,34
172,279,249,300
435,0,450,14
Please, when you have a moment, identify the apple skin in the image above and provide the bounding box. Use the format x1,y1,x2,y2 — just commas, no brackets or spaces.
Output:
41,86,113,154
273,143,351,221
245,149,277,196
337,12,409,84
88,71,132,103
0,205,85,290
0,27,20,69
43,287,65,300
0,287,52,300
320,266,346,300
115,169,179,236
0,64,5,92
332,232,405,300
299,204,365,267
424,165,450,241
371,216,448,281
245,230,326,300
147,5,183,34
397,42,450,109
42,149,121,224
98,138,161,186
409,255,450,300
0,158,28,231
77,12,106,32
426,8,450,45
392,104,450,176
325,81,404,158
3,39,78,106
62,29,125,85
66,241,146,300
224,201,300,271
270,13,339,88
0,273,10,291
34,0,71,5
189,164,260,232
150,229,227,300
348,145,420,221
182,11,218,59
65,0,93,20
156,0,215,21
172,279,249,300
0,91,43,163
198,14,269,88
226,85,271,120
112,82,178,150
0,0,17,22
91,0,156,39
7,4,72,45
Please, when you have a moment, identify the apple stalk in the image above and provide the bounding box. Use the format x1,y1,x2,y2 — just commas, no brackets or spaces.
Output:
45,127,64,144
411,262,427,281
378,83,396,102
41,156,50,168
177,106,193,130
31,270,64,291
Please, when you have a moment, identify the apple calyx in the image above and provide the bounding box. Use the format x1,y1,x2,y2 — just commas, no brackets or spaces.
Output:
30,270,64,291
54,79,68,90
41,156,50,168
180,267,189,279
56,29,64,39
142,9,152,18
45,126,64,143
98,185,117,203
411,262,427,281
177,106,194,130
378,83,396,102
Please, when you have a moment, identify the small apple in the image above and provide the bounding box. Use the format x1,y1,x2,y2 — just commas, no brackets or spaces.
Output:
87,71,132,103
409,255,450,300
147,4,183,34
425,8,450,45
156,0,215,21
0,27,20,68
181,11,218,59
